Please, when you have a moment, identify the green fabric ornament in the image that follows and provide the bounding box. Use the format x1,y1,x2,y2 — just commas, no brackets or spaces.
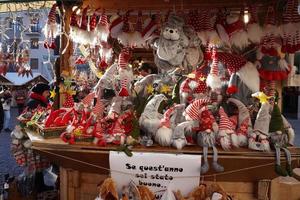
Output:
269,104,284,133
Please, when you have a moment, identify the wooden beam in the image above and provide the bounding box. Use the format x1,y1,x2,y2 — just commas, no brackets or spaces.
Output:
82,0,273,11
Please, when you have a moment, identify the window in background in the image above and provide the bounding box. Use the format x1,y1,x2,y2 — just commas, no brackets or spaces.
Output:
30,38,39,49
30,58,39,69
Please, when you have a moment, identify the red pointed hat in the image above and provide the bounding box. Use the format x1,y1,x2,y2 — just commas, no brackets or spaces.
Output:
80,6,89,30
185,98,210,120
48,3,57,24
219,107,234,131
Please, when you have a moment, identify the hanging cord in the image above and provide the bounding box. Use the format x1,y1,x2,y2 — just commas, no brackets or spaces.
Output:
37,148,282,179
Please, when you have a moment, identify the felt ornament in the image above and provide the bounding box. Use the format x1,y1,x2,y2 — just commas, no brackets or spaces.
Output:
180,69,208,104
139,94,167,146
225,9,249,49
109,13,124,38
63,94,75,108
206,47,222,91
247,5,263,44
218,107,235,150
43,3,58,49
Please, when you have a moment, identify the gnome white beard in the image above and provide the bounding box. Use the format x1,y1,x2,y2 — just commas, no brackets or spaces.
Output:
236,62,260,93
96,25,109,42
247,23,263,44
155,126,173,146
118,31,145,48
206,74,222,91
230,30,249,49
76,28,91,45
43,23,59,39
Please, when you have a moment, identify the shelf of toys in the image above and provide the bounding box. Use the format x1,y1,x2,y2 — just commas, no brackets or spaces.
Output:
12,0,300,199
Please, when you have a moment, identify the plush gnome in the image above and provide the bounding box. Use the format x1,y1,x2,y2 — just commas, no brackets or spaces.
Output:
206,46,222,91
227,98,252,148
180,68,208,104
76,6,90,45
225,9,249,49
268,95,295,176
196,106,224,174
249,92,271,151
86,9,99,45
155,104,185,146
118,47,134,97
218,107,235,150
141,14,158,41
247,5,263,44
172,98,211,150
69,7,80,43
139,94,167,147
43,3,59,49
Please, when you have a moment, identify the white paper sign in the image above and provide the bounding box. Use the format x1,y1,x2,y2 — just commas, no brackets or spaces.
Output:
109,151,201,199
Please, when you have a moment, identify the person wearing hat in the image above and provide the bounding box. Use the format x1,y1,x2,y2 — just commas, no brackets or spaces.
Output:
26,82,50,110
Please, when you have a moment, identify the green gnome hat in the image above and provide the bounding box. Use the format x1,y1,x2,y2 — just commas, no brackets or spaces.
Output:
269,104,284,133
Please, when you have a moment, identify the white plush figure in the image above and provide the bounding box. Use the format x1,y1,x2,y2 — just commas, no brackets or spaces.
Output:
139,94,167,146
155,104,185,146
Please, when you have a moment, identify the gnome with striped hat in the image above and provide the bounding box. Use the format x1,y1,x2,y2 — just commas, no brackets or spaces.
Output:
247,5,263,44
43,3,59,49
118,47,134,97
69,6,80,43
109,12,124,38
218,107,235,150
206,46,222,91
96,9,110,42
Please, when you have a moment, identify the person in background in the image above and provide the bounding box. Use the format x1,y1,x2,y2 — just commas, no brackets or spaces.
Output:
15,88,27,114
2,89,12,132
26,83,50,109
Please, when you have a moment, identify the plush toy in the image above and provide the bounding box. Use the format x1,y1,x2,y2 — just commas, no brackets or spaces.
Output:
153,14,189,72
247,5,263,44
218,107,235,150
227,98,252,148
139,94,167,146
268,94,295,176
155,104,185,146
249,92,271,151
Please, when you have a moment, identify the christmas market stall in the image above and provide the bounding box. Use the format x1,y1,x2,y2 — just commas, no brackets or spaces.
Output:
10,0,300,199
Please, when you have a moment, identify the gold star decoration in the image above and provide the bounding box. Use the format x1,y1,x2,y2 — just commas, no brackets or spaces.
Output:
160,84,172,95
199,76,206,82
50,90,56,99
66,89,76,96
187,73,196,79
146,84,154,94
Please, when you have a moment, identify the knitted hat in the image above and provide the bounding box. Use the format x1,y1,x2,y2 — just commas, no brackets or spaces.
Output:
47,3,57,24
184,98,210,120
63,94,74,108
70,9,79,27
80,7,89,31
198,107,215,131
31,83,50,94
89,11,98,31
217,52,247,75
118,47,131,69
269,104,284,133
219,107,234,131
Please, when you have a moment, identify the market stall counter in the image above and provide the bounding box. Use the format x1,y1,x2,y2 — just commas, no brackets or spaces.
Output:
26,129,300,200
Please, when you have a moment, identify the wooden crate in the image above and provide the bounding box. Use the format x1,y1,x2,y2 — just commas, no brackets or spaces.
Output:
35,123,67,139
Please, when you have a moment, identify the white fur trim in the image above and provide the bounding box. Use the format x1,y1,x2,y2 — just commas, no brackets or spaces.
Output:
230,31,250,49
231,133,239,148
247,23,263,44
172,138,187,150
260,140,271,152
220,135,231,151
206,74,222,91
238,134,248,147
155,126,173,146
237,62,260,92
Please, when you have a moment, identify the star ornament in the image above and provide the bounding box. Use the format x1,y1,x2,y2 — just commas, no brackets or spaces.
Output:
50,90,56,99
146,84,154,94
199,76,206,82
66,89,76,96
160,84,172,95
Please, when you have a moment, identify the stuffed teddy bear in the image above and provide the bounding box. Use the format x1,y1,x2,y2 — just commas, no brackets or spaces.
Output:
153,14,189,73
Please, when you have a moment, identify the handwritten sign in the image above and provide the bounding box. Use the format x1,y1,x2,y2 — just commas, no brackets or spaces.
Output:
109,151,201,199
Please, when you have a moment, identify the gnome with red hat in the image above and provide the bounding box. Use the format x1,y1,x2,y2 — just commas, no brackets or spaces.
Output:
118,47,134,97
218,107,235,150
43,3,59,49
96,10,110,42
